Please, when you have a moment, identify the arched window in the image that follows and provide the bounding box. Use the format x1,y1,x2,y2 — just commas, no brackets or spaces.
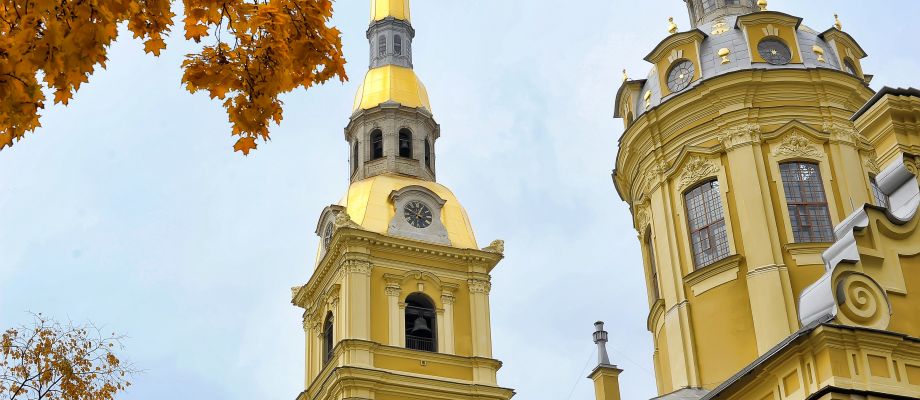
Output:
780,162,834,243
370,130,384,160
870,176,890,208
398,129,413,158
405,293,436,352
645,228,660,301
377,35,387,57
684,180,731,268
352,141,359,173
323,312,334,365
844,58,859,76
394,35,402,55
424,139,432,170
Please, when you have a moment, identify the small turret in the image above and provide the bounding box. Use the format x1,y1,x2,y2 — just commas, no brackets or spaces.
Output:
588,322,623,400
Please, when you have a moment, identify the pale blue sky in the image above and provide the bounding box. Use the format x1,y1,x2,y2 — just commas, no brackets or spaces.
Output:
1,1,918,399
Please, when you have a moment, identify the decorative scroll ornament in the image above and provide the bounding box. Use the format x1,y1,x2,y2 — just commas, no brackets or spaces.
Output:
644,161,669,190
634,204,651,232
772,132,824,159
717,123,761,150
334,211,362,230
834,272,891,330
865,153,882,175
482,240,505,254
678,156,720,190
823,121,862,144
711,18,729,35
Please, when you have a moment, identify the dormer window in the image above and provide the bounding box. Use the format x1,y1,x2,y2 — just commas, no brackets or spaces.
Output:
844,58,858,76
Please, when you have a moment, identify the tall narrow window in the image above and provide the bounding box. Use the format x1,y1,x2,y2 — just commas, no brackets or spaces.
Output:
370,130,384,160
405,293,436,352
724,0,740,5
394,35,402,55
352,142,359,173
645,228,660,301
780,162,835,243
870,176,890,208
424,139,432,170
377,35,387,57
398,129,412,158
685,180,731,269
323,312,334,365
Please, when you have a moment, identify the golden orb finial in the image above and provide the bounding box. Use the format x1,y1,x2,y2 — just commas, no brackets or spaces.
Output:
622,69,629,82
757,0,768,11
668,17,678,34
834,13,843,30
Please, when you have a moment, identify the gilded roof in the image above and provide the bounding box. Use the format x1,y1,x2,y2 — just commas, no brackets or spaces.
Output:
338,174,478,249
371,0,410,22
352,65,432,112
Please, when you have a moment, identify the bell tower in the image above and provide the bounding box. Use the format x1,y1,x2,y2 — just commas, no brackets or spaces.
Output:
291,1,515,400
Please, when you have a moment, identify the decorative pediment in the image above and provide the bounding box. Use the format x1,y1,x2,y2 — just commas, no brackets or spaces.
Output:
677,156,721,191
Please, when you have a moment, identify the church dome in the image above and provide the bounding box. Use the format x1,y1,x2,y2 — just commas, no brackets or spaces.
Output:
338,174,478,249
352,65,432,112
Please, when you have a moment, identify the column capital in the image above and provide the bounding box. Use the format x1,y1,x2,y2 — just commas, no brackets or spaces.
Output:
468,278,491,294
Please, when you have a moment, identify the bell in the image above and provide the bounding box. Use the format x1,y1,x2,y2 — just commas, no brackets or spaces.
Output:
410,315,431,335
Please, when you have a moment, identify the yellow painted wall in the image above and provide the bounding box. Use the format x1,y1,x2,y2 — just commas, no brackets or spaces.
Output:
889,254,920,338
655,326,672,395
688,277,758,388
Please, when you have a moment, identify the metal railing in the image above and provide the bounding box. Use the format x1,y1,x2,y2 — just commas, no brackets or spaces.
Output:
406,335,435,352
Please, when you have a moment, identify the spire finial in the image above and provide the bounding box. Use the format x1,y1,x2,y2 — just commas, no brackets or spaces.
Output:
593,321,611,365
622,69,628,82
757,0,768,11
834,13,843,30
667,17,678,35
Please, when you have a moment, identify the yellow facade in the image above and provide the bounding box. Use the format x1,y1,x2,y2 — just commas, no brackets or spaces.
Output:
610,2,920,400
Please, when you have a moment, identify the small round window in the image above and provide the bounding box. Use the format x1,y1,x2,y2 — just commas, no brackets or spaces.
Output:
667,60,695,93
757,37,792,65
844,59,859,76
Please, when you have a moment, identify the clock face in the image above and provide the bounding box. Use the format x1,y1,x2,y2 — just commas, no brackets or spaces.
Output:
667,60,695,93
323,222,334,248
757,38,792,65
403,200,433,229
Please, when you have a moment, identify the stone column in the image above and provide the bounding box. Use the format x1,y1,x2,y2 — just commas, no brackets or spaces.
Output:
440,288,457,354
720,124,797,354
385,281,401,346
468,278,493,358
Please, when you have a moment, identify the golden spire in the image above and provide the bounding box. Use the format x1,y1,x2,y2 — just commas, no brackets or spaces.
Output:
668,17,678,35
757,0,767,11
834,13,843,30
371,0,411,22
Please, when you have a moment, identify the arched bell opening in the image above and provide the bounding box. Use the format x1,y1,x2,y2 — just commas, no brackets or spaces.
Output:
404,292,437,352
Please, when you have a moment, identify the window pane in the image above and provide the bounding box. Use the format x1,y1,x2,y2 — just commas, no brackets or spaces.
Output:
780,162,835,243
870,177,889,208
685,179,731,269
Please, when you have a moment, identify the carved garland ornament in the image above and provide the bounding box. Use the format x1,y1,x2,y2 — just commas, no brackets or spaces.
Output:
634,204,651,232
823,121,862,145
678,156,720,191
644,161,670,190
717,123,761,150
772,132,824,160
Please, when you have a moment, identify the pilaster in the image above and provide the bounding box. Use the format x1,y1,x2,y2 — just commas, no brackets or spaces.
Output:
440,288,457,354
468,277,493,358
